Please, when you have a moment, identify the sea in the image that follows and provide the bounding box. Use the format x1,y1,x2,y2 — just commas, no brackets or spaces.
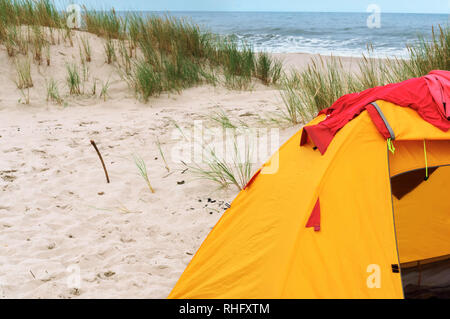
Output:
132,11,449,58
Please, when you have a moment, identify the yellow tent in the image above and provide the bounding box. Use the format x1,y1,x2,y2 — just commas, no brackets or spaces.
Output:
169,100,450,299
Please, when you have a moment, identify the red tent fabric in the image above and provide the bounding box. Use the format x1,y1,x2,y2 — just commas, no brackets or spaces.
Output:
305,198,321,231
301,70,450,154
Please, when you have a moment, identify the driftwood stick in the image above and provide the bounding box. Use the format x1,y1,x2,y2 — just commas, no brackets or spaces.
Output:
90,140,110,183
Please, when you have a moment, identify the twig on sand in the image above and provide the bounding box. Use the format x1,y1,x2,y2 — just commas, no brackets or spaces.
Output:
90,140,110,183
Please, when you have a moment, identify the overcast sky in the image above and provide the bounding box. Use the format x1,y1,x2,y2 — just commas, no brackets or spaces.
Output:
73,0,449,14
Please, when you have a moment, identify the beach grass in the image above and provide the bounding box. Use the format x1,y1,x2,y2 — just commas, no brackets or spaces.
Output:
18,86,30,104
44,42,50,65
117,38,132,75
0,0,64,29
280,56,348,121
186,136,254,191
210,108,238,129
175,121,255,190
103,38,116,64
46,78,63,105
219,40,255,89
80,54,89,81
83,6,124,39
79,34,92,62
79,7,283,97
0,0,327,104
255,52,283,85
99,79,110,101
387,26,449,82
280,25,449,123
66,63,81,95
14,56,33,89
133,154,155,193
279,76,305,124
5,24,29,56
5,24,19,56
30,25,46,64
130,60,163,101
156,137,170,172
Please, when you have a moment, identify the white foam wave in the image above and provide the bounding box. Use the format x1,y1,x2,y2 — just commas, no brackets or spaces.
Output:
235,34,410,58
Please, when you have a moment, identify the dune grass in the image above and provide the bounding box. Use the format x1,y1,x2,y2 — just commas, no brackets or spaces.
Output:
280,25,449,124
14,56,33,89
133,154,155,193
30,25,46,64
99,79,110,101
79,34,92,62
5,24,18,56
13,53,32,104
0,0,64,29
386,26,449,82
186,135,254,191
210,108,238,129
44,42,50,65
103,38,116,64
174,121,255,190
46,78,63,105
255,52,283,85
117,38,132,75
5,24,29,56
156,137,170,173
0,0,283,103
80,7,283,99
209,108,249,129
0,0,283,101
83,6,124,39
279,75,305,124
130,61,163,101
0,0,64,68
80,54,89,82
279,56,348,123
66,63,81,95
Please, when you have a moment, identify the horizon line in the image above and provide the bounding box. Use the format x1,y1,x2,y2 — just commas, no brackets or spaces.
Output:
102,9,449,15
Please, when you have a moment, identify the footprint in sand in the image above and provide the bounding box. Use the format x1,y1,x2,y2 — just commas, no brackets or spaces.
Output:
32,149,47,158
78,121,97,127
3,147,22,153
0,171,17,182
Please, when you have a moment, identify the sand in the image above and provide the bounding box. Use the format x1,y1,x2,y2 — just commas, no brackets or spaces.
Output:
0,30,359,298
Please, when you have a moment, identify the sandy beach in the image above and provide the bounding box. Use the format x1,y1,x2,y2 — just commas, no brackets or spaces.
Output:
0,29,362,299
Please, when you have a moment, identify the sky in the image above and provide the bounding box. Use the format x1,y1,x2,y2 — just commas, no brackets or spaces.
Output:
73,0,450,14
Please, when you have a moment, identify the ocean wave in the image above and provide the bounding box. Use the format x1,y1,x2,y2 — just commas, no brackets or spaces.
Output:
126,11,447,58
233,33,410,57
